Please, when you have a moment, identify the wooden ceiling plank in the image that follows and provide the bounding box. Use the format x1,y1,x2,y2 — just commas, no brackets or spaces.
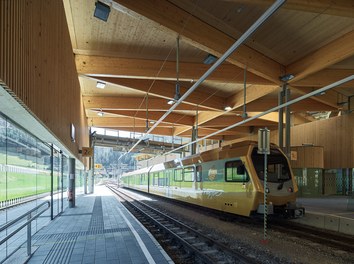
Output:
222,0,354,18
288,30,354,82
76,55,271,84
292,69,354,89
113,0,284,83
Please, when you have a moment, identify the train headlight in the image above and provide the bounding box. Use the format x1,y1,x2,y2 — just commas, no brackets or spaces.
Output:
288,187,293,193
265,187,270,193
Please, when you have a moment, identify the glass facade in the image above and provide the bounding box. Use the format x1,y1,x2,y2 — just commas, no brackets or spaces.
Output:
294,168,354,197
0,113,85,262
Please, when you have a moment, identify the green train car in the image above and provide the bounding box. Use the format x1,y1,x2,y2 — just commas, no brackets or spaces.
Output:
121,141,304,218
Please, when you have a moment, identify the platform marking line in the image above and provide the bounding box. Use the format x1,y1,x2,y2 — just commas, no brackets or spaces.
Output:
116,205,156,264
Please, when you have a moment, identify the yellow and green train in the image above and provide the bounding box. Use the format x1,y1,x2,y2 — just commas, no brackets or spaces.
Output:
121,141,304,218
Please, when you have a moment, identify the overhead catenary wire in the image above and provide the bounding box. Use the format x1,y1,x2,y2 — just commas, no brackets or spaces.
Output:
117,0,286,162
163,75,354,156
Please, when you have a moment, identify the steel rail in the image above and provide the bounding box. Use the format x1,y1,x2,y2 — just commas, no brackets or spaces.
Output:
118,0,286,161
107,184,256,263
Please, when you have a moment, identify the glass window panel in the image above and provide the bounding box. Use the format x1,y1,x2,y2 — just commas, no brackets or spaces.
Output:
225,160,249,182
174,168,183,182
183,167,194,182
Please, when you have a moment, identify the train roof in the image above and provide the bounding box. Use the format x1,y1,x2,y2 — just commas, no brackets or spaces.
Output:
122,140,282,176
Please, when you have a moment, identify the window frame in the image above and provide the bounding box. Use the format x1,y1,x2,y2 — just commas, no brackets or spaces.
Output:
174,168,183,182
225,160,249,182
183,166,195,182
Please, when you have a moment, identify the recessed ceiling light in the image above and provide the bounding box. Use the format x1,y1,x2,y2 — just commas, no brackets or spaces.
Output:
97,111,104,117
96,81,106,89
224,106,232,111
94,1,111,22
149,120,156,124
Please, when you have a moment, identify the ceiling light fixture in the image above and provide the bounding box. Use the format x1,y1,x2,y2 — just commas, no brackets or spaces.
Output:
96,81,106,89
203,54,217,65
94,1,111,22
279,73,295,82
224,106,232,111
97,109,104,116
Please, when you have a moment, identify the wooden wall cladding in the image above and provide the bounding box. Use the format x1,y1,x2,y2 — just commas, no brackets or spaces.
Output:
291,114,354,169
0,0,88,160
224,113,354,169
290,146,324,169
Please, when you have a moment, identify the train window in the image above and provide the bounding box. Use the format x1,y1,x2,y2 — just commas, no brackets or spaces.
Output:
251,148,291,183
153,172,159,186
196,165,202,182
225,160,249,182
158,171,166,186
183,167,194,182
174,168,183,182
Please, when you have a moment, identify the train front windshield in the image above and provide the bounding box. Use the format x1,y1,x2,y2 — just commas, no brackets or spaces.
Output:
251,147,291,183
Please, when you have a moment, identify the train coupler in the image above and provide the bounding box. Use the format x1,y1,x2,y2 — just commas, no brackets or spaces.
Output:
283,203,305,218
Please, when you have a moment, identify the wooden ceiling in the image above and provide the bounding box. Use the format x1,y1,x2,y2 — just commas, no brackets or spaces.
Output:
64,0,354,142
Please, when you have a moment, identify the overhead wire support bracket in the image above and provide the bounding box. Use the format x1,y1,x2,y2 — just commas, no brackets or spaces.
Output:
242,66,248,119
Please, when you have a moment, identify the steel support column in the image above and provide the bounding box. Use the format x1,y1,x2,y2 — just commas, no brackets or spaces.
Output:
278,87,285,149
191,126,197,155
68,158,75,208
285,87,291,158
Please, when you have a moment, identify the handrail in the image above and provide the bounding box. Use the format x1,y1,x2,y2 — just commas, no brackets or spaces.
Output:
0,201,50,260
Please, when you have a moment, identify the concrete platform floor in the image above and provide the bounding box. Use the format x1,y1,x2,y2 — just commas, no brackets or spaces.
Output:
26,186,173,264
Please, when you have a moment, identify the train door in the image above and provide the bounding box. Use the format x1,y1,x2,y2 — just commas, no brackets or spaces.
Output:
196,165,203,190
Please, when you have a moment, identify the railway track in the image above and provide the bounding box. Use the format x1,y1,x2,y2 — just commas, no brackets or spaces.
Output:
271,219,354,253
111,185,354,255
106,184,259,264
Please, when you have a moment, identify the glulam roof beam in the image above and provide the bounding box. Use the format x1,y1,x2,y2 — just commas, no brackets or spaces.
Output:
83,96,211,111
113,0,284,84
288,30,354,83
92,77,226,111
99,110,194,127
225,85,279,109
234,97,335,112
76,55,270,85
201,115,277,127
99,126,174,136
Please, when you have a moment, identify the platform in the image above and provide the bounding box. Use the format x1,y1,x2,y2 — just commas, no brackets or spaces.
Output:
26,186,173,264
293,196,354,235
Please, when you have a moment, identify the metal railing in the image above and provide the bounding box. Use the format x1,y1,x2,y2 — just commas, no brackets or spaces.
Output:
0,201,50,262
